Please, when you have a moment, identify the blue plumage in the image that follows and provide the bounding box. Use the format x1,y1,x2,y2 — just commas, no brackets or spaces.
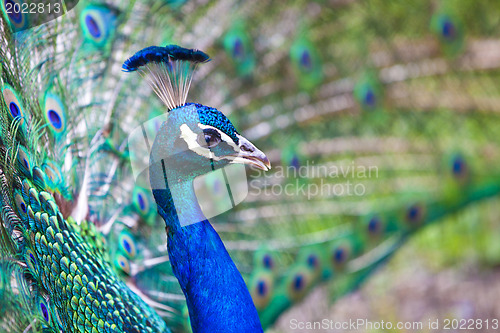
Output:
161,217,263,332
195,103,240,144
145,90,267,331
122,45,210,72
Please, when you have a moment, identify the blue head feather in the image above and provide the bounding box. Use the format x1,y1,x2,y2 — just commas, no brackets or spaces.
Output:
122,45,210,110
122,45,210,72
195,103,240,144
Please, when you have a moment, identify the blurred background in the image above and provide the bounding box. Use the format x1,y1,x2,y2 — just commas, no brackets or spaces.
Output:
118,0,500,331
184,0,500,331
4,0,500,331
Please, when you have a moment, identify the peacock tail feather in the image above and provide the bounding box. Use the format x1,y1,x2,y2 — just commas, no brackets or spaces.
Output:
1,0,500,332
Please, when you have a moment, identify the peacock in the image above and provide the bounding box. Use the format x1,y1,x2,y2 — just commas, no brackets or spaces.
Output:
1,0,500,332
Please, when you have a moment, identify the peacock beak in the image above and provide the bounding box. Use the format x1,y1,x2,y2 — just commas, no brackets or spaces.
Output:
230,135,271,171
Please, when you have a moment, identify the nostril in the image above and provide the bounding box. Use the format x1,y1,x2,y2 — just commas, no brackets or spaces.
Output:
241,144,254,153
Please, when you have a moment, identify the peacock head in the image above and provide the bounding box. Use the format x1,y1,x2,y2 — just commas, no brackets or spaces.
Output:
124,45,270,226
151,102,270,182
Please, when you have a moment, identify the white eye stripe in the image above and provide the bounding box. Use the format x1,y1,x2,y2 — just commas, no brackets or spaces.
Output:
198,124,239,151
179,124,243,164
179,124,237,160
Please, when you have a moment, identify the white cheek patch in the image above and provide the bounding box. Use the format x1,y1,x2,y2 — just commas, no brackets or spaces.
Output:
179,124,214,159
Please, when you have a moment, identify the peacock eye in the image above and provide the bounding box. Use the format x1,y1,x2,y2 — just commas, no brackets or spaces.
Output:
198,130,221,148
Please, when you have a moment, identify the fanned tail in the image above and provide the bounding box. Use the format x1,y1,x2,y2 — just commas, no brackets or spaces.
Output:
2,1,500,332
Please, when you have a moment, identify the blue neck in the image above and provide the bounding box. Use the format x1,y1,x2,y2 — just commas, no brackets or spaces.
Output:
152,181,263,332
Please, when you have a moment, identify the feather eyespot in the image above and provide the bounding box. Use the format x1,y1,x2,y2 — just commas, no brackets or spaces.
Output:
441,18,456,40
40,302,49,321
331,244,350,266
364,89,376,107
405,204,425,224
334,248,344,262
290,37,323,90
368,216,382,235
44,93,66,135
251,273,273,308
123,240,131,252
15,193,28,218
306,254,319,268
9,102,20,117
453,157,464,174
290,154,300,170
114,254,131,275
137,193,146,211
85,14,101,38
118,231,137,259
47,110,62,129
132,187,150,216
451,155,467,179
300,50,312,71
292,273,305,291
431,12,463,52
80,5,116,47
37,297,52,325
2,84,25,121
232,38,244,58
1,0,29,31
262,254,274,269
256,280,267,296
5,0,21,22
356,83,378,109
